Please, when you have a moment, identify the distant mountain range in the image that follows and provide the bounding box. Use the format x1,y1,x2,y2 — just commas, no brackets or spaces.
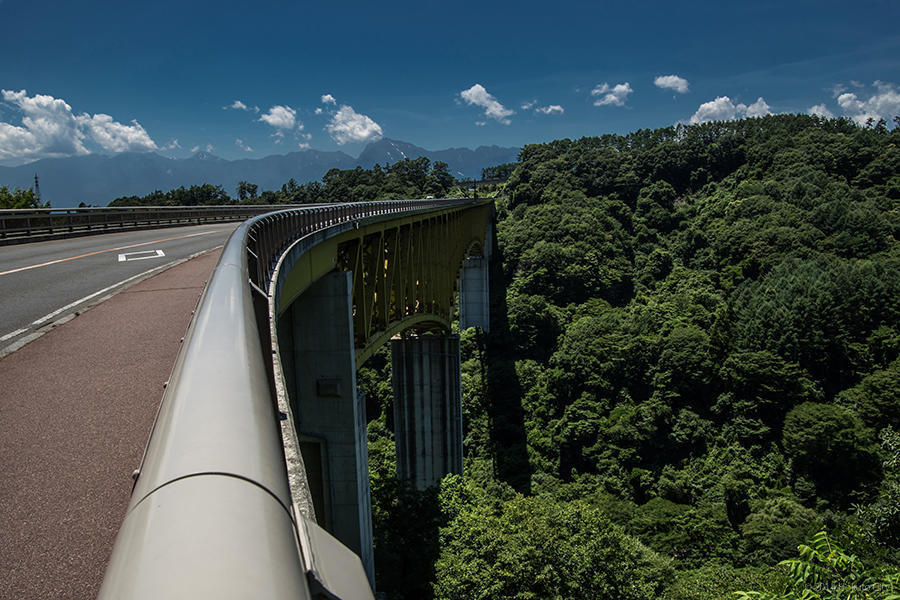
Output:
0,139,520,208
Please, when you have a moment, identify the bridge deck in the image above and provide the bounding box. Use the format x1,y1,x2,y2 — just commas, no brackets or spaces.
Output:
0,250,220,600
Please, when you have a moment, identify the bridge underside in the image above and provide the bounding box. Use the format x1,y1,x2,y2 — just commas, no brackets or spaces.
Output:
274,202,492,364
270,202,493,587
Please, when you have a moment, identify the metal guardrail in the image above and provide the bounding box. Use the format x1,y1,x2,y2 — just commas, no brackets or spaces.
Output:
98,198,480,599
0,205,303,245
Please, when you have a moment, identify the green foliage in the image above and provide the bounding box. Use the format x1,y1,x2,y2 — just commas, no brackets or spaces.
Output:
732,257,900,395
856,428,900,549
0,185,46,209
110,183,233,206
371,114,900,598
109,157,458,206
627,498,738,568
782,402,879,505
740,496,822,564
433,489,674,600
662,565,783,600
839,361,900,431
236,180,258,200
482,162,517,180
735,531,900,600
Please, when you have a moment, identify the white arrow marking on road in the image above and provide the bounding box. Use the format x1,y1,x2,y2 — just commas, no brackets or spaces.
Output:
118,249,166,262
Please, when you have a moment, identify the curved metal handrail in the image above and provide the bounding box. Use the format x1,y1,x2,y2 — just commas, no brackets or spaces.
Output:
98,198,481,599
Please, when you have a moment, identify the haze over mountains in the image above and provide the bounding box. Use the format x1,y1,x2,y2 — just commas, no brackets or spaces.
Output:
0,139,520,208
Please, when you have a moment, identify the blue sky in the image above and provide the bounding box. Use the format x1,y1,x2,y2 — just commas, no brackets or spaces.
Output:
1,0,898,165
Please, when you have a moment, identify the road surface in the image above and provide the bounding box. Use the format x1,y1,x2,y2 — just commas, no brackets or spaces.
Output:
0,223,237,354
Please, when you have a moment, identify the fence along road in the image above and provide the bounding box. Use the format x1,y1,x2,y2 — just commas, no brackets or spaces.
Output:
0,204,286,245
0,222,238,354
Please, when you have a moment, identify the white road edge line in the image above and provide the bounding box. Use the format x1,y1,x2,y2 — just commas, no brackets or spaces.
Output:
1,245,225,360
0,328,28,343
31,261,183,327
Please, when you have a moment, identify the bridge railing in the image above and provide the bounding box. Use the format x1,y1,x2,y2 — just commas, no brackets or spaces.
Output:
0,204,302,245
245,198,466,293
98,197,481,599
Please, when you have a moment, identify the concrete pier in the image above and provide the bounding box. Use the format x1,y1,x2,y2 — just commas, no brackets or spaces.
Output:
279,271,374,585
459,222,492,332
391,334,463,490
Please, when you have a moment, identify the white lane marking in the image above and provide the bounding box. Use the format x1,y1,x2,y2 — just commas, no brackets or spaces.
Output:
0,328,28,343
118,249,165,262
1,245,225,359
31,262,177,327
0,228,227,277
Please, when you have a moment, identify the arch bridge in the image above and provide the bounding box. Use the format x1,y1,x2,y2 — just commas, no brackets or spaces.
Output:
99,198,494,600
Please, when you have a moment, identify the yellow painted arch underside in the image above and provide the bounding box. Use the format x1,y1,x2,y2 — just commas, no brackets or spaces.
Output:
273,202,492,365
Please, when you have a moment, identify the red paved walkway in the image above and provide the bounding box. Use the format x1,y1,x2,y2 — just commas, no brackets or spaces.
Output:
0,250,221,600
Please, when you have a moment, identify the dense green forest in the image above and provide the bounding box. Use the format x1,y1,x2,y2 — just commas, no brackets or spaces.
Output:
360,114,900,600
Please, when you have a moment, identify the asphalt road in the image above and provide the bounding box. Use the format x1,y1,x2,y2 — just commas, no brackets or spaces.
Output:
0,223,238,352
0,249,222,599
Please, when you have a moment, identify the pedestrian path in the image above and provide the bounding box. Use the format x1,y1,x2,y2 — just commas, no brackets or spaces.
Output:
0,249,221,600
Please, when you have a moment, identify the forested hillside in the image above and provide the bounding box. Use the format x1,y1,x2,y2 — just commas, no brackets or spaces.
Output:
364,114,900,599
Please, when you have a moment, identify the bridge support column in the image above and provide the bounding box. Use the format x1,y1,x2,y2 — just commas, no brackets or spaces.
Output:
459,222,492,332
391,334,463,490
285,271,374,587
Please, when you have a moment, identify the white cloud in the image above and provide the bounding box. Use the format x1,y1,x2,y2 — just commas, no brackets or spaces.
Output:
224,100,259,113
535,104,565,115
321,94,336,105
235,138,253,152
808,104,834,118
689,95,771,124
654,75,689,94
314,107,323,115
475,121,487,127
259,105,299,130
191,145,200,153
744,97,772,118
298,142,311,149
162,138,181,150
836,81,900,126
0,89,87,161
521,99,564,115
592,82,633,107
326,105,383,144
301,132,312,141
460,84,514,124
76,113,158,153
690,97,741,123
0,89,162,163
